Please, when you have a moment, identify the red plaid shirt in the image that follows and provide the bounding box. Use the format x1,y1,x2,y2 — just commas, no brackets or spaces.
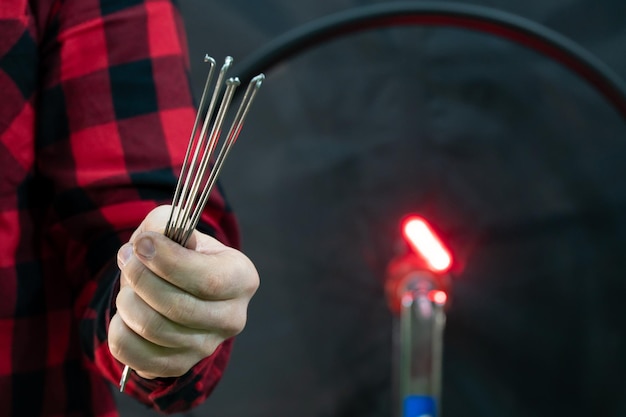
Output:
0,0,239,415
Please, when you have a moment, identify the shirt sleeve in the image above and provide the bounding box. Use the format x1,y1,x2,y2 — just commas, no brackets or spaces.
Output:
34,0,239,412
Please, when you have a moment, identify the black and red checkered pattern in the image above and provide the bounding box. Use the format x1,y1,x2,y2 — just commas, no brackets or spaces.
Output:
0,0,239,415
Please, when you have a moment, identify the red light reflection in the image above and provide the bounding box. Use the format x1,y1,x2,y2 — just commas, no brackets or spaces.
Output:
429,290,448,305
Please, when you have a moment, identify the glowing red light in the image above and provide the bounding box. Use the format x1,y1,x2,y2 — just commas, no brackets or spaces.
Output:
429,290,448,305
402,216,452,273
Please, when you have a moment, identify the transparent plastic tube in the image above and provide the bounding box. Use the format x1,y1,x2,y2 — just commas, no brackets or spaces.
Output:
393,273,447,417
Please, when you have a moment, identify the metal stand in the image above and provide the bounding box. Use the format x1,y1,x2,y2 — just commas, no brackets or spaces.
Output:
390,270,448,417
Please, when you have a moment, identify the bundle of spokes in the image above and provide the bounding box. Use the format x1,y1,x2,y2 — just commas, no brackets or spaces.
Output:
119,55,264,393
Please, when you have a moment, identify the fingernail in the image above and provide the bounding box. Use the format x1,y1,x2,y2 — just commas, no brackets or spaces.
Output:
135,237,156,259
118,244,133,266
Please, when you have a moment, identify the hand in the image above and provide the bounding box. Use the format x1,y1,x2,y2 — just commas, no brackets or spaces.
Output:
108,206,259,379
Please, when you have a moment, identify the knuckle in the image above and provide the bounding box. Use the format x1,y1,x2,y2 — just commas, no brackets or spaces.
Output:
115,286,133,311
127,262,150,290
220,304,248,337
197,272,224,299
164,292,197,324
232,253,260,296
197,334,221,357
138,311,164,342
160,252,182,281
231,310,248,335
244,266,260,296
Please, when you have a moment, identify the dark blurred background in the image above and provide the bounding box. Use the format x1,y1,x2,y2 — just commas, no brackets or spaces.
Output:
116,0,626,416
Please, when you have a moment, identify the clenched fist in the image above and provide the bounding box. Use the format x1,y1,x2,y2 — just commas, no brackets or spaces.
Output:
109,206,259,379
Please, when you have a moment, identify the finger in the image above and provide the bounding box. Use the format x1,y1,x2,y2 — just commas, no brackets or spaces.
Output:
128,205,171,242
132,231,255,301
119,251,245,333
129,205,199,248
108,313,204,379
115,286,209,350
117,243,134,288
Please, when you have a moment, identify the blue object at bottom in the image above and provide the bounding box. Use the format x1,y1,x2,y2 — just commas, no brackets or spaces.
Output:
403,395,437,417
